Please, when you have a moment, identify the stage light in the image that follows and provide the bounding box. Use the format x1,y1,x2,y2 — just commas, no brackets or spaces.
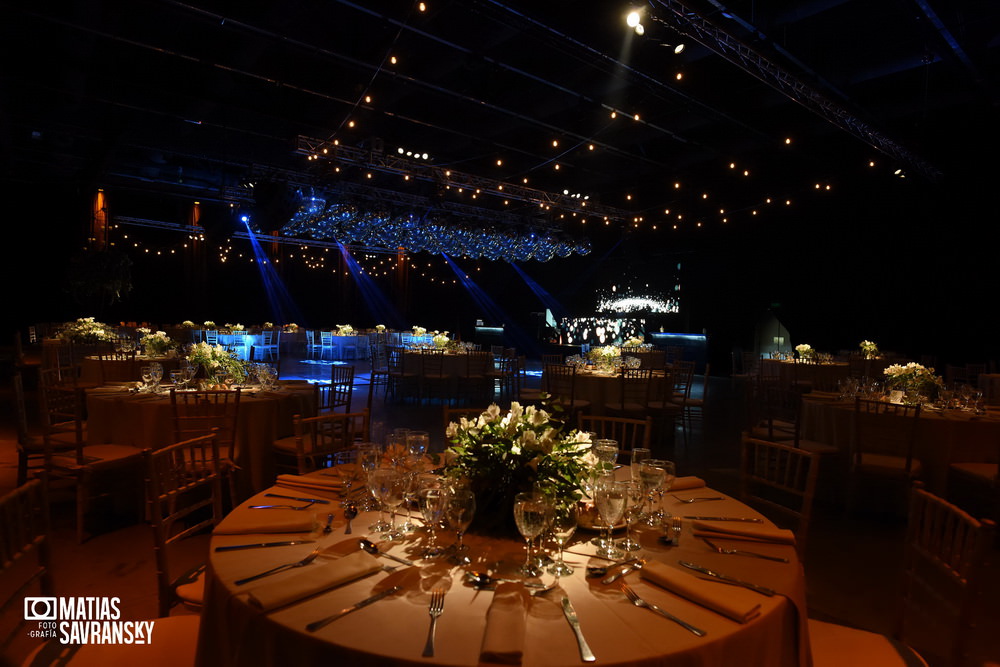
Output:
626,11,641,27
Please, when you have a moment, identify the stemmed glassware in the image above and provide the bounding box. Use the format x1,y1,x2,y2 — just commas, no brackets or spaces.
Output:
418,487,447,557
445,489,476,565
619,480,644,551
547,501,578,577
169,370,182,387
593,476,626,559
356,443,384,519
370,468,405,540
640,459,675,526
180,361,196,390
140,365,153,392
149,362,163,392
333,449,361,506
513,492,552,578
589,440,618,546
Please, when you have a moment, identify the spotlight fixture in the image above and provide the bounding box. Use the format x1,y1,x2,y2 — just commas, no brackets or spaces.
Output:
661,43,685,54
626,10,641,27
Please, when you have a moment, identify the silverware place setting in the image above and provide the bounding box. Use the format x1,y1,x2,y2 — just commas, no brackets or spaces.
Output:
421,588,446,657
234,546,323,586
620,583,707,637
671,495,725,504
701,538,789,563
248,501,318,511
265,492,331,505
306,585,403,632
678,561,776,596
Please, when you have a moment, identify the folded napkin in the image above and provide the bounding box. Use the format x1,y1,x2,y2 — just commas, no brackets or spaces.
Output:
213,508,317,535
277,472,344,493
480,583,529,665
670,476,706,491
639,560,762,623
691,520,796,545
247,551,382,612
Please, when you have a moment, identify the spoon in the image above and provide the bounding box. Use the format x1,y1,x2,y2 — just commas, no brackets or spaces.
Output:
359,538,414,566
343,503,357,534
465,571,547,589
323,513,334,534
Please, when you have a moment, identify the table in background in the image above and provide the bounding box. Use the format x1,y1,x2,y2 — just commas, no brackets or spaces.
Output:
196,475,809,667
800,392,1000,492
79,354,180,385
86,382,316,495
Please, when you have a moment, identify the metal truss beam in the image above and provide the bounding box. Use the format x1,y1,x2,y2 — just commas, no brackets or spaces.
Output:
651,0,942,181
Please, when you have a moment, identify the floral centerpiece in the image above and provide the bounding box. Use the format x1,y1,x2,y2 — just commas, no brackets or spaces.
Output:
795,343,815,361
335,324,354,336
180,320,197,328
187,342,246,386
883,362,942,404
860,340,879,359
586,345,621,371
412,325,427,337
622,336,644,347
375,324,386,333
432,331,450,348
263,321,274,329
229,323,245,332
444,402,595,536
137,328,175,356
283,323,299,332
204,321,217,330
59,317,116,344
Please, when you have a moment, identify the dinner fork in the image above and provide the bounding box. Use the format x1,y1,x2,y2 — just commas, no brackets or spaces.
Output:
421,589,446,657
701,537,789,563
247,502,317,510
234,546,323,585
621,584,706,637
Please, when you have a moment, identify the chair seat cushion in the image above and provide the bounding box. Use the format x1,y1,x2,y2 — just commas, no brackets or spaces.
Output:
51,444,143,469
857,454,922,476
808,619,927,667
272,435,298,453
948,462,997,483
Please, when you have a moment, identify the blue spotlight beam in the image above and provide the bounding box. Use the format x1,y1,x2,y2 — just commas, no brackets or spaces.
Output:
336,244,406,329
507,262,568,320
241,219,305,326
441,254,541,357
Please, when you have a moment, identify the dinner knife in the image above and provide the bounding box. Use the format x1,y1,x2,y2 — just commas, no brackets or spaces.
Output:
682,516,763,523
265,492,331,505
678,561,776,596
305,585,402,632
215,540,315,552
560,597,596,663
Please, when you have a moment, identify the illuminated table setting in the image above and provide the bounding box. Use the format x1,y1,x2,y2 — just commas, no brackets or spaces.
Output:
85,381,316,493
196,471,810,667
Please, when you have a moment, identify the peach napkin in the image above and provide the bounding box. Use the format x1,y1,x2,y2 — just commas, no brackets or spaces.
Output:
480,582,529,664
213,508,316,535
247,551,382,612
639,560,762,623
691,520,796,544
275,474,344,496
670,476,706,491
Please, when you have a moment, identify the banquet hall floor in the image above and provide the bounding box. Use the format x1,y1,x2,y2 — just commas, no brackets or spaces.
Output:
1,351,998,666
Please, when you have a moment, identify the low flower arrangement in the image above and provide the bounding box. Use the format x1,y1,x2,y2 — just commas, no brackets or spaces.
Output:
137,328,174,356
860,340,879,359
622,336,644,347
795,343,815,361
59,317,116,344
283,323,299,332
335,324,354,336
412,325,427,337
375,324,386,333
180,320,197,328
263,321,274,329
204,321,217,330
883,362,942,403
444,402,594,536
187,342,246,385
432,331,450,348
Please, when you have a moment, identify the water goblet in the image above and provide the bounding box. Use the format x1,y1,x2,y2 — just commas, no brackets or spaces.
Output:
149,362,164,392
445,489,476,564
418,487,447,557
169,370,182,387
140,365,152,392
593,439,619,473
619,480,644,551
640,460,667,525
333,449,361,506
630,447,651,482
370,468,405,540
593,477,626,559
513,492,551,578
547,501,578,577
406,431,429,468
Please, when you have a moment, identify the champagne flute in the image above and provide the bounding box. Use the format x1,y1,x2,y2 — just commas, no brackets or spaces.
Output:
619,480,644,551
418,487,447,557
547,501,578,577
445,489,476,565
513,492,551,577
594,476,626,559
640,461,667,526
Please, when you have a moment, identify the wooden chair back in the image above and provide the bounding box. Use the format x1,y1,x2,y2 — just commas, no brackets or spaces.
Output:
740,437,819,558
170,389,241,458
852,398,921,474
144,432,223,617
320,365,355,412
283,410,370,474
578,414,652,454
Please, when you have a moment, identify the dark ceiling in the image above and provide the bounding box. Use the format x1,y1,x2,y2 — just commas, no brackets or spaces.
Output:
3,0,998,238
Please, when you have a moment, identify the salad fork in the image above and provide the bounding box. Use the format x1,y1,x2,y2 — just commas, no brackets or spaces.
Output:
422,589,446,657
701,537,789,563
234,546,323,585
621,584,706,637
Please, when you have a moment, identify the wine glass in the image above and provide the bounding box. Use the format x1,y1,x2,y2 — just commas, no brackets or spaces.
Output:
513,492,551,578
140,365,152,392
547,501,578,577
642,459,675,525
149,362,164,392
181,362,196,389
406,431,429,466
445,489,476,565
630,447,651,482
593,476,626,559
593,439,619,472
169,370,182,387
639,460,667,525
333,449,361,506
619,480,644,551
418,487,447,557
370,468,405,540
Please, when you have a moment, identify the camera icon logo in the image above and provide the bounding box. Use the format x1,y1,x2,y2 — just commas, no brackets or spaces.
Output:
24,597,57,621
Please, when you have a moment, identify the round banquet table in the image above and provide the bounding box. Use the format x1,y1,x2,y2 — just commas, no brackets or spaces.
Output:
572,369,672,415
800,392,1000,493
85,382,316,495
79,354,180,385
195,472,810,667
759,360,849,392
